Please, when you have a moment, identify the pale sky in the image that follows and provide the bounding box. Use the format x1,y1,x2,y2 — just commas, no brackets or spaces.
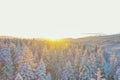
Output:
0,0,120,39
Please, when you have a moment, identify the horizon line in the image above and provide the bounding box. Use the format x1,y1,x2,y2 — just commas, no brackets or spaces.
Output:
0,33,118,39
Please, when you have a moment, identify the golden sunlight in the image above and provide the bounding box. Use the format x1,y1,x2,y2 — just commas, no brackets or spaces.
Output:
42,36,63,41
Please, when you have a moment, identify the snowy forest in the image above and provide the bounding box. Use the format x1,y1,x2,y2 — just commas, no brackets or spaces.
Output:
0,34,120,80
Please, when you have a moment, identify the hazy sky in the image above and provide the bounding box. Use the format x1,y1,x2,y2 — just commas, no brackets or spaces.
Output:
0,0,120,39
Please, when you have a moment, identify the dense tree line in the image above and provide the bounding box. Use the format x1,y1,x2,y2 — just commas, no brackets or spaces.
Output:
0,38,120,80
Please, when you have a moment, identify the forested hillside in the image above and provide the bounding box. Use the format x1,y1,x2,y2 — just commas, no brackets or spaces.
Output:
0,34,120,80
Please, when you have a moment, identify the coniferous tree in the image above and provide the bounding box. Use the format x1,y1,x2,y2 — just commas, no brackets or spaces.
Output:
46,72,52,80
61,61,75,80
35,58,48,80
116,68,120,80
96,68,104,80
15,73,23,80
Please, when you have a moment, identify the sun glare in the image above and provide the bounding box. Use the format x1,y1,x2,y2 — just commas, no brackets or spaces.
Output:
47,38,62,42
49,37,60,41
43,36,63,41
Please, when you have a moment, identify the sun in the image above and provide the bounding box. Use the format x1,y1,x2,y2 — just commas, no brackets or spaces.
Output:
41,35,64,41
41,36,62,41
47,37,62,41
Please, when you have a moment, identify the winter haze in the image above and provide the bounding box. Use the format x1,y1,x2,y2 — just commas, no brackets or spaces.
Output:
0,0,120,80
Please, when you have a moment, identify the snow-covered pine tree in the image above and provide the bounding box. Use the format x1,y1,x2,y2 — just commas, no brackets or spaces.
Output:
80,50,95,80
101,51,111,79
61,61,75,80
96,68,105,80
109,51,118,80
19,65,31,80
116,67,120,80
15,73,23,80
46,72,52,80
0,46,14,80
16,46,36,80
35,58,47,80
